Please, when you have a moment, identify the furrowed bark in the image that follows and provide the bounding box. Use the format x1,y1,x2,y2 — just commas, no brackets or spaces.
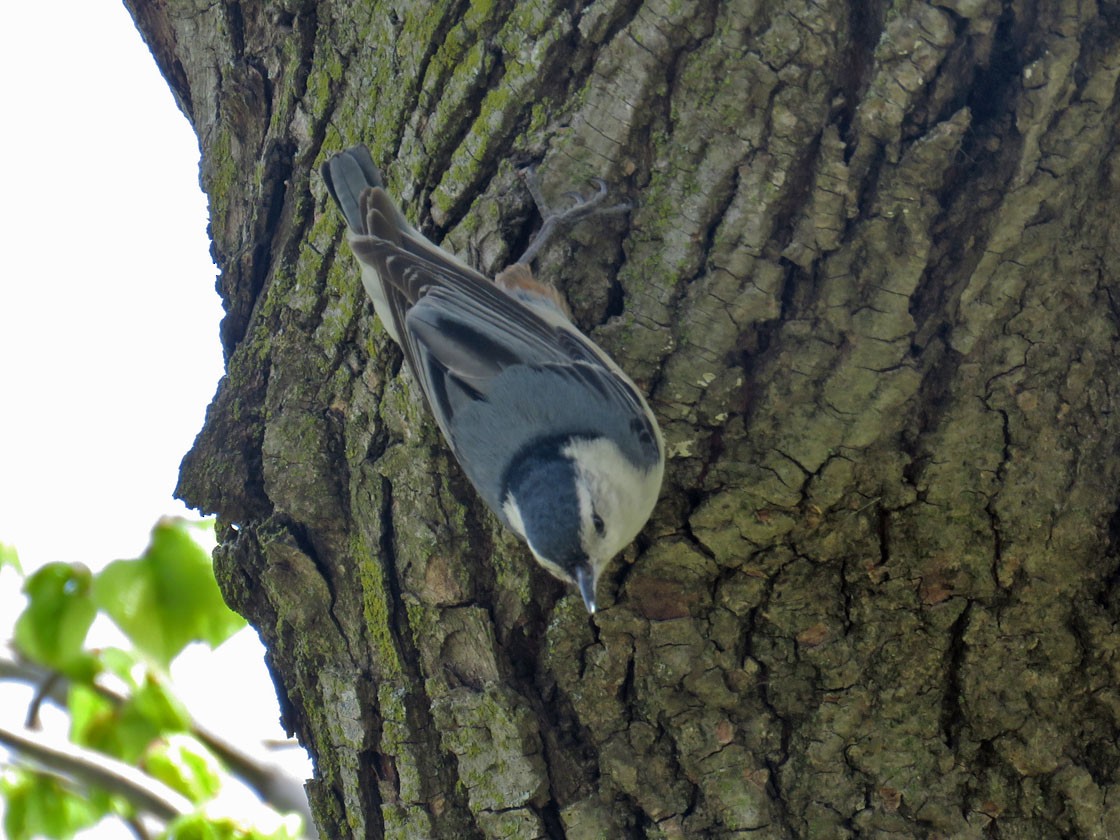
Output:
128,0,1120,836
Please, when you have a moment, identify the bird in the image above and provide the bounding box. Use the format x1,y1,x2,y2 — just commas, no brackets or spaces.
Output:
320,145,663,613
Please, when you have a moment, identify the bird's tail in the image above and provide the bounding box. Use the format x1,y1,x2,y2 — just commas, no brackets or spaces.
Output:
320,145,386,233
322,144,419,242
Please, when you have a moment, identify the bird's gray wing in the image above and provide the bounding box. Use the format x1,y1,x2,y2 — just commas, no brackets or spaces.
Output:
325,144,610,377
325,144,660,476
348,223,660,470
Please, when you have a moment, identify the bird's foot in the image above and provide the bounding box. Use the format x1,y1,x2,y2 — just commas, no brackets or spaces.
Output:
515,168,630,265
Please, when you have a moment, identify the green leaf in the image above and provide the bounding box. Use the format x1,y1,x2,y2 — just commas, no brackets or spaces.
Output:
69,669,191,763
0,541,21,574
144,734,223,802
67,679,155,762
164,810,302,840
164,811,237,840
130,670,192,736
0,768,101,840
13,563,96,678
97,645,142,688
68,682,116,749
92,518,245,667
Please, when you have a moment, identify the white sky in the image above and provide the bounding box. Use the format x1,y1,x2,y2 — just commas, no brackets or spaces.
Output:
0,1,309,834
0,4,223,559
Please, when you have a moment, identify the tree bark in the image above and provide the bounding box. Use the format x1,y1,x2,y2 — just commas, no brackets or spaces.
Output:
127,0,1120,836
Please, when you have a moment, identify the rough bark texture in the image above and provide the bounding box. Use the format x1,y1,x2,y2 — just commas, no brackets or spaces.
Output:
127,0,1120,837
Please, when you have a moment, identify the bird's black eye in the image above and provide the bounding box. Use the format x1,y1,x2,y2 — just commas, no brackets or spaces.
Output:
592,512,606,536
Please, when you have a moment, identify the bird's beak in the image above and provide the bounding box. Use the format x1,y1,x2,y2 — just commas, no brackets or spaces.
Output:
575,565,597,614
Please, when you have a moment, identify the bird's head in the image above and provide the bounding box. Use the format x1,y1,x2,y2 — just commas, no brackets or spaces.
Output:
502,435,658,613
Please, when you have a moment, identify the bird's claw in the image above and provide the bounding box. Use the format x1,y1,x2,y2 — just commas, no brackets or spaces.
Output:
516,170,630,265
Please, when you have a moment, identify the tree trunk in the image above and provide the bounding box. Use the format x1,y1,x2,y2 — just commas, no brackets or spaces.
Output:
127,0,1120,836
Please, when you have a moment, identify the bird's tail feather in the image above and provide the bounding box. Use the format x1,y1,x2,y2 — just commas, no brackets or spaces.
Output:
321,145,385,233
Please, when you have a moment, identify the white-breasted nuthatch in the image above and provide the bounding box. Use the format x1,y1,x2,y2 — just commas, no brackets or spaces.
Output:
321,145,664,613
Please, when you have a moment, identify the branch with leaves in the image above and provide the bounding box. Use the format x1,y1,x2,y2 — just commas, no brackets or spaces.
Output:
0,520,312,840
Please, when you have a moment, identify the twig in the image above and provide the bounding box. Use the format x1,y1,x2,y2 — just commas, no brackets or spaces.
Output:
0,647,314,833
0,723,192,821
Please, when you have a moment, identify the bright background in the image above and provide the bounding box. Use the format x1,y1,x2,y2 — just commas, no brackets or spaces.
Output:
0,1,309,834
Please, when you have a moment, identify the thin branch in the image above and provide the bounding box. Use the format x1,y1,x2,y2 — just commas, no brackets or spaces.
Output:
0,647,314,832
0,723,192,821
25,670,59,730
